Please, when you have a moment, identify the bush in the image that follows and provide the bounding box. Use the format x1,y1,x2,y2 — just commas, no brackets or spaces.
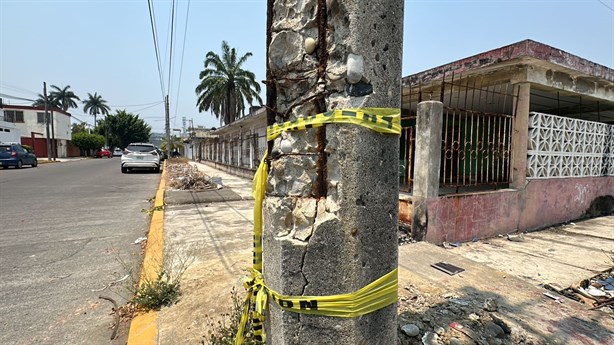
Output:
132,272,181,310
72,132,105,151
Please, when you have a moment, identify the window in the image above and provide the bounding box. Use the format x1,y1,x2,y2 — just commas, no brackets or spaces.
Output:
4,110,24,123
37,112,50,124
4,129,10,132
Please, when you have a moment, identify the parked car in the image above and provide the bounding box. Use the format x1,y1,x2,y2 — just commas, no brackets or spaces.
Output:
155,148,167,161
0,142,37,168
95,148,112,158
121,143,161,173
112,148,123,157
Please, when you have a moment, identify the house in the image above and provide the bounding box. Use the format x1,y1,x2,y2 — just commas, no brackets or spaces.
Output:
0,104,78,157
401,39,614,243
200,106,267,179
201,39,613,244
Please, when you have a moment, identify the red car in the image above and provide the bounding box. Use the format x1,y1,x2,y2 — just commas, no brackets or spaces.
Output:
95,148,112,158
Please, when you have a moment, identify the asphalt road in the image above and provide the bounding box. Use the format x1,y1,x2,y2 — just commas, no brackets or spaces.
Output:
0,158,160,345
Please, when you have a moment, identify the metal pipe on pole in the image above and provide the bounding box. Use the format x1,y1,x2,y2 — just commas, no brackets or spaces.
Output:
50,109,56,160
165,95,171,159
43,82,51,161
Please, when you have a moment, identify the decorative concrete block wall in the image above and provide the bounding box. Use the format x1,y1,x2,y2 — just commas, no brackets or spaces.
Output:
527,112,614,178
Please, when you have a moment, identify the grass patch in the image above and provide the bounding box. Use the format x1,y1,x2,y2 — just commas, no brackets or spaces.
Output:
201,287,262,345
132,271,181,310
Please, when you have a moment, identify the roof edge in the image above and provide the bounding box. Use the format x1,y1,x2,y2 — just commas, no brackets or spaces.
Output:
403,39,613,85
0,104,72,116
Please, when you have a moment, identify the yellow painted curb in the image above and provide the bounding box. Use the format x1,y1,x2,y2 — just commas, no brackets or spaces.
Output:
127,162,167,345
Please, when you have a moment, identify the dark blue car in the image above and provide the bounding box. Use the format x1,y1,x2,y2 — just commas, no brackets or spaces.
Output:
0,143,38,169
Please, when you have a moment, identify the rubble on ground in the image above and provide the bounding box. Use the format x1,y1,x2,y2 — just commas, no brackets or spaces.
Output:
166,162,217,191
397,286,545,345
557,270,614,312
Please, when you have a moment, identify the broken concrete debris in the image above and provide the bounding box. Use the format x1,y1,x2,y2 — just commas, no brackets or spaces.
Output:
506,233,525,242
483,298,498,312
558,270,614,310
401,323,420,337
543,292,564,304
166,162,217,190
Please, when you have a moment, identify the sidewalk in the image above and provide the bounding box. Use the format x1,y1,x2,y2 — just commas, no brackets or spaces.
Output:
151,161,613,344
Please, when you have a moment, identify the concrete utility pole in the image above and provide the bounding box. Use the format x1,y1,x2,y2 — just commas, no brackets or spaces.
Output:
43,82,51,161
263,1,403,344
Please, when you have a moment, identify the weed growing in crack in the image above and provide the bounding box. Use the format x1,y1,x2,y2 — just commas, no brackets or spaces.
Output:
132,271,181,310
109,242,198,312
201,287,262,345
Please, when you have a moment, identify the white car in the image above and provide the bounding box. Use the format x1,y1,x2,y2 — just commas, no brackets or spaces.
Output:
112,148,123,157
121,143,161,173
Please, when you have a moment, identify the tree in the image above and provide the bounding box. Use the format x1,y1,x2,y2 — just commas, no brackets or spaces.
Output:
97,110,152,149
71,123,89,134
83,92,111,126
195,41,262,126
32,94,60,110
161,135,184,152
72,132,105,152
49,85,80,111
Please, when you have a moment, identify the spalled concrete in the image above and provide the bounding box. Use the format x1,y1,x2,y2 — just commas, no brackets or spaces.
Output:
264,1,403,343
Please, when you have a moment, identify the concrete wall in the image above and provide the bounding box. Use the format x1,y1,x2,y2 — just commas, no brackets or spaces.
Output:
412,176,614,244
0,120,21,143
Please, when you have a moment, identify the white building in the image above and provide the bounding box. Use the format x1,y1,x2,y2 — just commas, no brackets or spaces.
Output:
200,106,267,178
0,113,21,143
0,104,74,157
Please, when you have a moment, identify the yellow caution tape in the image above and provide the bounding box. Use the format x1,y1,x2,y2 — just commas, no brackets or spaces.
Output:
267,108,401,141
236,108,401,345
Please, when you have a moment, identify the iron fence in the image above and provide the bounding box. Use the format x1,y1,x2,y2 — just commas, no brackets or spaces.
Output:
402,72,518,193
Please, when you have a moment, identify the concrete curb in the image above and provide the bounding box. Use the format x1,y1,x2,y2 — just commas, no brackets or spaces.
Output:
127,162,167,345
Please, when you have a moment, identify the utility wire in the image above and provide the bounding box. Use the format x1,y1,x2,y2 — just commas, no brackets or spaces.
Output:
132,101,165,114
173,0,191,128
110,100,162,107
147,0,166,98
0,82,38,96
0,93,36,102
597,0,614,12
167,0,177,95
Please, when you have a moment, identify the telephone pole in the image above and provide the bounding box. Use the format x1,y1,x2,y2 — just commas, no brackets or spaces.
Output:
43,82,51,161
165,95,171,159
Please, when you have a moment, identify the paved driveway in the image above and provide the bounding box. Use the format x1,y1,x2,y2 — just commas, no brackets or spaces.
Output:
0,158,159,344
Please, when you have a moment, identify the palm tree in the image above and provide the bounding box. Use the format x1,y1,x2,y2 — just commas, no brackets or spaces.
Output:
32,94,60,110
83,92,111,126
161,135,184,153
49,85,80,111
195,41,262,126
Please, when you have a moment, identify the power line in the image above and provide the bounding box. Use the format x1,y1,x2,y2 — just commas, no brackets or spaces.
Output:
0,93,36,102
110,100,163,107
173,0,191,128
597,0,614,12
147,0,166,98
167,0,177,95
0,82,38,96
132,101,165,113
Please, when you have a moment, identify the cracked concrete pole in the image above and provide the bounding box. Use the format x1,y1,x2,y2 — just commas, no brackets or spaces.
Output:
263,0,403,344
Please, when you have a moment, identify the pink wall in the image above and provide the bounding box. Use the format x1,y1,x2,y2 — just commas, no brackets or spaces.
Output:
421,176,614,244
